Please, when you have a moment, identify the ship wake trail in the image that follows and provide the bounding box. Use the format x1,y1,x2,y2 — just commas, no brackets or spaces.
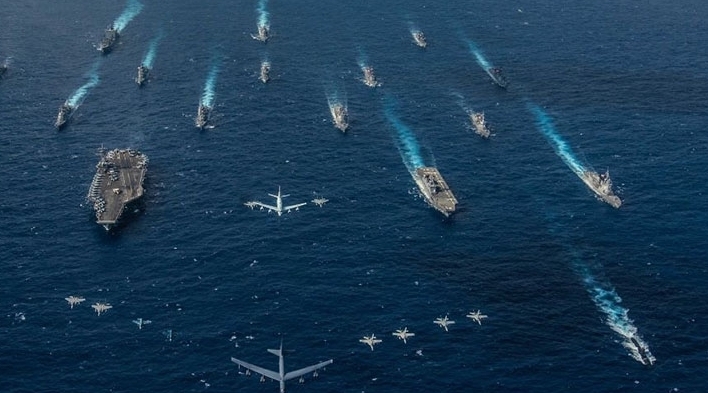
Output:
529,104,586,176
256,0,270,28
200,60,221,108
113,0,144,33
141,31,164,69
574,256,656,366
384,96,425,174
465,40,492,72
66,60,101,108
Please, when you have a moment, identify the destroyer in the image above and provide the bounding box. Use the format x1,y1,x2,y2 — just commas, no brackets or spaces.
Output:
412,30,427,48
195,104,210,129
413,167,458,216
470,111,490,138
259,61,270,83
55,103,73,129
135,65,149,86
330,103,348,132
579,170,622,208
484,66,508,88
87,148,148,230
361,66,380,87
98,25,119,54
252,25,269,42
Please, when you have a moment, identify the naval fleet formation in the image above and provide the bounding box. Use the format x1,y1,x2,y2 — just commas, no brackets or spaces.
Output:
0,1,652,390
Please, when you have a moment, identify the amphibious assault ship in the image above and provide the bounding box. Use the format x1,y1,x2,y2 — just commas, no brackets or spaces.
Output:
485,67,508,88
412,31,427,48
361,66,380,87
135,65,149,86
259,61,270,83
414,167,458,216
252,25,269,42
55,103,73,129
330,103,348,132
579,170,622,208
195,104,210,129
98,25,119,54
87,148,148,230
470,111,490,138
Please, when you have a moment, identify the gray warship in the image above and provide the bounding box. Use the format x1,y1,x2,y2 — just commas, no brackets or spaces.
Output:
259,61,270,83
484,66,508,88
98,25,119,54
329,102,348,132
252,25,269,42
414,167,458,216
470,111,490,138
195,104,210,129
361,66,380,87
87,148,148,230
135,65,149,86
579,170,622,208
55,103,73,129
412,30,427,48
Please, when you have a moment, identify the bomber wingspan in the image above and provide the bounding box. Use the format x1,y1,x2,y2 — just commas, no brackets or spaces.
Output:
283,359,333,381
283,202,307,211
231,357,280,381
248,201,278,211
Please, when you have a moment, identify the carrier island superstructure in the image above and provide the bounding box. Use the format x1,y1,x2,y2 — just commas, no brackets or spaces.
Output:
87,148,148,230
414,167,458,216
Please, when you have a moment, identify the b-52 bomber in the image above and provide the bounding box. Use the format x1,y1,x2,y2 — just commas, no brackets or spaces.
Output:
231,341,333,393
244,187,307,216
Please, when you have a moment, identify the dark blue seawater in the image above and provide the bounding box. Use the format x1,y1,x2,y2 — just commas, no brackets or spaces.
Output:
1,1,707,391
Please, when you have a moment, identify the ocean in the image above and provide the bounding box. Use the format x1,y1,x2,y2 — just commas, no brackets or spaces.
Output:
1,0,707,391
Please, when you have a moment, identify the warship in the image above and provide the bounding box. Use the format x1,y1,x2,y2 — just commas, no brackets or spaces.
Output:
98,25,119,54
195,104,210,129
361,66,380,87
470,111,490,138
484,66,508,88
579,170,622,208
135,65,149,86
412,30,427,48
252,25,269,42
329,103,348,132
259,61,270,83
413,167,458,216
87,148,148,230
55,103,73,129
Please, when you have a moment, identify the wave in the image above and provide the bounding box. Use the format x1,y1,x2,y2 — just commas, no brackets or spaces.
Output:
200,59,221,108
529,103,586,175
66,60,101,108
383,95,425,174
256,0,270,28
113,0,144,33
141,30,164,69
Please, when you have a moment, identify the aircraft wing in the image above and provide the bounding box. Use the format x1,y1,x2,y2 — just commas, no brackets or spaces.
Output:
283,202,307,211
231,357,280,382
247,201,278,211
283,359,333,381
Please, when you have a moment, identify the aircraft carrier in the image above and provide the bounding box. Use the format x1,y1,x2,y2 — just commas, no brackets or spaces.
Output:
414,167,458,216
135,65,148,86
98,26,119,54
579,170,622,208
87,148,148,230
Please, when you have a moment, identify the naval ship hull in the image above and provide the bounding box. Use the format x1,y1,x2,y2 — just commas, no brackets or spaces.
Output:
579,171,622,208
470,112,490,138
55,104,73,129
87,148,148,230
485,68,508,88
195,105,210,129
413,167,458,216
135,65,149,86
412,31,427,48
330,104,348,132
98,28,119,54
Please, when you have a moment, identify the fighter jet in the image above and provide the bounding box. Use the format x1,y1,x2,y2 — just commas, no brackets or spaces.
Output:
466,310,488,325
359,334,382,351
244,187,307,216
392,328,415,344
133,318,152,329
311,197,329,207
92,302,112,316
434,315,455,331
65,296,86,309
231,340,333,393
